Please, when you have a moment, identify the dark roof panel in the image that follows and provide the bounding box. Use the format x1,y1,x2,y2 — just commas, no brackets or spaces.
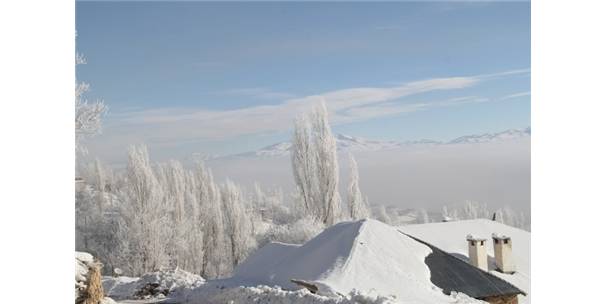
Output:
403,233,526,298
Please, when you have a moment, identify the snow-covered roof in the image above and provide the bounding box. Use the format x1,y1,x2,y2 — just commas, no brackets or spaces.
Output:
405,233,525,299
231,219,526,303
233,219,459,303
400,219,530,304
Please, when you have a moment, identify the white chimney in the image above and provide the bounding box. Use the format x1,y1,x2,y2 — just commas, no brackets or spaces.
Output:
492,233,515,274
466,235,488,271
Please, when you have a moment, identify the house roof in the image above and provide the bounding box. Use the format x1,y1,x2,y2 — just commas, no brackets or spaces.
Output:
232,219,528,303
399,219,530,303
233,219,478,303
403,233,526,299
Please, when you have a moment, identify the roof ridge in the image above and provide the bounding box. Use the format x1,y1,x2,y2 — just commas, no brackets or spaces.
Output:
339,219,369,273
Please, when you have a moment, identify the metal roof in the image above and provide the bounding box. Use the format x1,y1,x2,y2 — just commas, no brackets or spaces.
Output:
402,233,526,299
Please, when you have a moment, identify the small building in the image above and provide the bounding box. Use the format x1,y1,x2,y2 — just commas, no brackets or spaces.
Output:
75,176,86,192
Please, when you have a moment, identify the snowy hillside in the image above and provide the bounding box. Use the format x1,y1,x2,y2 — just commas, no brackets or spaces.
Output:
400,219,530,304
227,128,530,159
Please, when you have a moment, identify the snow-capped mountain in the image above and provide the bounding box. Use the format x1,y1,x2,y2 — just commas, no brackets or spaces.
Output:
250,142,292,157
334,133,403,151
448,127,530,144
234,134,406,158
225,127,530,158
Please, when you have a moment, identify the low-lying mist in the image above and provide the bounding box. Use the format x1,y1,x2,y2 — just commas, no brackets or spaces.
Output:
208,138,530,215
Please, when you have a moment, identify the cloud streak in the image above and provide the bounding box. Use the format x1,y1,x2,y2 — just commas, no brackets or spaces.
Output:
118,76,479,126
500,91,531,101
216,87,297,100
98,69,529,155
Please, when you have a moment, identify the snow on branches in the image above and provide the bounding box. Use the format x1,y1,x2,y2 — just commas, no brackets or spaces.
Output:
291,102,342,226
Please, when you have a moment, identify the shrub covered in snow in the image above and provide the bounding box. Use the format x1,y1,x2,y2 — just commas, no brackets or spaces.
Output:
258,216,324,245
102,268,205,300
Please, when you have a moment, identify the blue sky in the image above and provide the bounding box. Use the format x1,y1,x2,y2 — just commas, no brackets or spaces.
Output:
76,1,530,163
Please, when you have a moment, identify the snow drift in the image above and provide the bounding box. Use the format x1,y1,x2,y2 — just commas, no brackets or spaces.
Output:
229,219,468,303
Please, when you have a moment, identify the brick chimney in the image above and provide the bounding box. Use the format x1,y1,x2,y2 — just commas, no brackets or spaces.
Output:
492,233,516,274
466,235,488,271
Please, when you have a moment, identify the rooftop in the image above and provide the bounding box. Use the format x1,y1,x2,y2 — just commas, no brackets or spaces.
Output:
405,233,526,299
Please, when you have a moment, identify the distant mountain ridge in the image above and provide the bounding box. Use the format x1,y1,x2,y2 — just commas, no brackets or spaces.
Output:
448,127,531,144
225,127,530,158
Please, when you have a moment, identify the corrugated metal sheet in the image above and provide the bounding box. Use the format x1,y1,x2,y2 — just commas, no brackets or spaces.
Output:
403,233,526,298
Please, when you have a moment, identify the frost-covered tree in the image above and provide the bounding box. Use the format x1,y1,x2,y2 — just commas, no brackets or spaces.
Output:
116,145,170,276
157,161,190,269
76,186,102,251
252,183,271,221
375,205,392,225
221,179,256,268
92,158,106,192
496,206,529,230
252,183,292,225
417,208,430,224
75,52,106,155
193,161,229,278
161,160,188,224
441,205,460,221
181,169,206,274
461,200,490,220
291,102,342,226
259,216,324,246
347,153,370,220
291,115,317,218
75,156,123,273
311,102,342,225
441,202,528,231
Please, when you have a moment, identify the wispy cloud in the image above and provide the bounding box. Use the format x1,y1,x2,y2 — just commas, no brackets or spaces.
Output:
500,91,530,101
116,76,477,128
104,69,529,147
216,87,296,100
478,68,530,80
336,96,488,124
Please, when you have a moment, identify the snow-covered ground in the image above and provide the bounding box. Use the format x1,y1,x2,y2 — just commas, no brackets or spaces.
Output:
102,219,529,304
180,219,494,304
400,219,530,304
103,269,204,301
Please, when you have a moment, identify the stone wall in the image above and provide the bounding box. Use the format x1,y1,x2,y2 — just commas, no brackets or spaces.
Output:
481,294,518,304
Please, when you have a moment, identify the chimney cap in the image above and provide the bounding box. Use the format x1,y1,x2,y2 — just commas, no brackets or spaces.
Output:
491,233,511,240
466,234,486,242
